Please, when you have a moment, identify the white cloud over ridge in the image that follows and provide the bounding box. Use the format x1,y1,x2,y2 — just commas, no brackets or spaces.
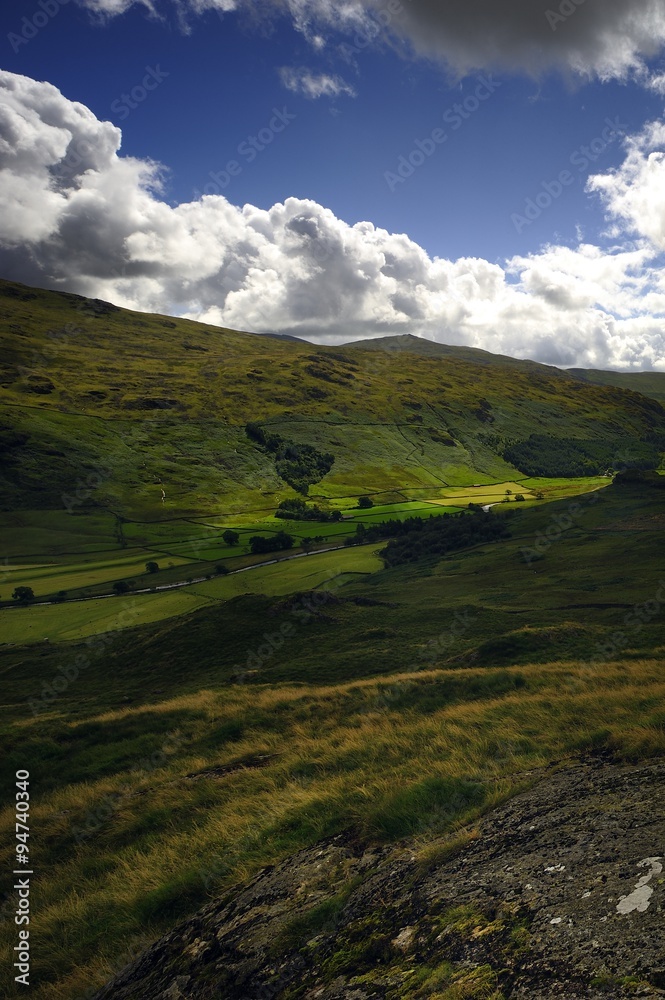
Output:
1,70,665,370
75,0,665,84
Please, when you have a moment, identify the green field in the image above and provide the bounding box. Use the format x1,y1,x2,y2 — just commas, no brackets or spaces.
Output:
189,546,383,600
0,479,610,616
0,478,604,563
0,545,383,644
0,511,119,558
0,589,209,644
1,551,194,597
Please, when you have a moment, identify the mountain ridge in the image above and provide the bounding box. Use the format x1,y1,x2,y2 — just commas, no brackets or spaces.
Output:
1,278,664,516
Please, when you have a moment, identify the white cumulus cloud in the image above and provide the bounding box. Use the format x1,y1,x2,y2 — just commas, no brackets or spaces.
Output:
1,70,665,370
588,119,665,249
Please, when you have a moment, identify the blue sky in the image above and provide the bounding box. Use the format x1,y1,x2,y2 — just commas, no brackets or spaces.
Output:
2,1,665,368
4,0,661,261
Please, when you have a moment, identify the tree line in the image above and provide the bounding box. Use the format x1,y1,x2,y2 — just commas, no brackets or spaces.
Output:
503,434,660,478
275,498,342,521
344,508,511,566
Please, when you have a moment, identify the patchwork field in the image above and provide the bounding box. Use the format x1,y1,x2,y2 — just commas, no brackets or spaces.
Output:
0,477,608,617
0,588,208,645
0,545,384,644
1,551,194,596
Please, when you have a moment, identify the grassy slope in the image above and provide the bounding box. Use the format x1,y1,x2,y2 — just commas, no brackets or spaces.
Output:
1,281,665,998
0,480,664,998
568,366,665,402
2,279,664,518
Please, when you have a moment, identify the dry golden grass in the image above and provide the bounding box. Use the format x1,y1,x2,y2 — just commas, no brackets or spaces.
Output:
1,658,664,998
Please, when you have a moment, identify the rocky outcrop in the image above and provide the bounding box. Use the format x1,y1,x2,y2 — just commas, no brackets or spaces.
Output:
93,756,665,999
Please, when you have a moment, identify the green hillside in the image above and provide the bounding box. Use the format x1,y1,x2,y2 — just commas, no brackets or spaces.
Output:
1,474,665,999
568,366,665,403
2,278,665,999
1,279,664,519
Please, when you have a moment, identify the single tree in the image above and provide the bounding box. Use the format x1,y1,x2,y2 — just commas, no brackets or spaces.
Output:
274,530,295,550
112,581,130,595
514,494,526,502
215,564,230,575
222,529,240,546
358,496,374,509
12,586,34,604
301,538,313,553
145,560,159,574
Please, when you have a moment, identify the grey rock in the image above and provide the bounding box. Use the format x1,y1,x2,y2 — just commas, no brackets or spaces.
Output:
93,756,665,999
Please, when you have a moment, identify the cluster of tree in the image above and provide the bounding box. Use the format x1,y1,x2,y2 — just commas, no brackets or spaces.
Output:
498,491,526,503
382,510,511,566
248,530,295,555
357,496,374,508
246,423,334,494
503,435,660,478
9,585,65,604
300,536,326,553
275,498,342,521
613,469,665,489
344,509,510,566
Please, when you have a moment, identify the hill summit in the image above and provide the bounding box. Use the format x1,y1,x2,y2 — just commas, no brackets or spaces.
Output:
2,279,664,517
